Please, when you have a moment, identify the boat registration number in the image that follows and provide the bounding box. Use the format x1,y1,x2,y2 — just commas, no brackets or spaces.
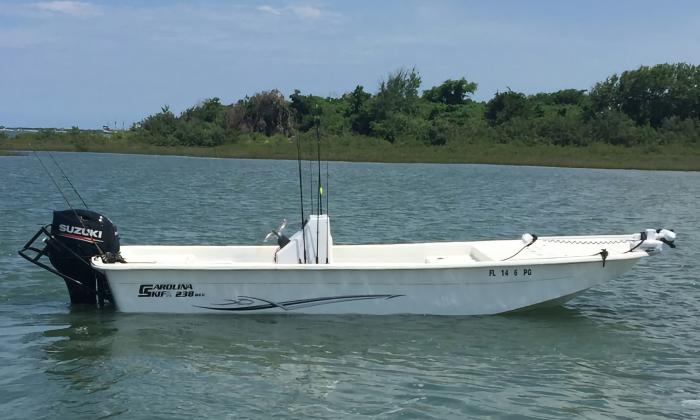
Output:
488,268,532,277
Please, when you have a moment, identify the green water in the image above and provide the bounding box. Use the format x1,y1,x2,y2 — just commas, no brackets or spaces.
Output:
1,152,698,419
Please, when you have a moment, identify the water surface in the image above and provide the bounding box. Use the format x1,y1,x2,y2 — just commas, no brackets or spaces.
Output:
1,152,698,419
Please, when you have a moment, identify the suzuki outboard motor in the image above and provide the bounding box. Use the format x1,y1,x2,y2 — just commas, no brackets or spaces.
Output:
19,209,122,306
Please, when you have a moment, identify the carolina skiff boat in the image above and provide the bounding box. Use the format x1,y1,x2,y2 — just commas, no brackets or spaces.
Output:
20,209,676,315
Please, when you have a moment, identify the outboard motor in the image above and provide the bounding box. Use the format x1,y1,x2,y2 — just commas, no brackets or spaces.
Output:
19,209,122,306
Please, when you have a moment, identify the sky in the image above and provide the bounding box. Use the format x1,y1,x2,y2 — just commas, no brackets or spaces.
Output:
1,0,698,128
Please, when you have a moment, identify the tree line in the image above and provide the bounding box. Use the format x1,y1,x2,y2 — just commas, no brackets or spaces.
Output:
7,63,699,149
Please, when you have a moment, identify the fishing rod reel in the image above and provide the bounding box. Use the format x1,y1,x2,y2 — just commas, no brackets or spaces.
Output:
19,209,122,307
264,219,291,248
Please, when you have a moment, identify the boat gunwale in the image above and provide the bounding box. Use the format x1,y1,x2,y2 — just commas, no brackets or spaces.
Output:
92,251,646,271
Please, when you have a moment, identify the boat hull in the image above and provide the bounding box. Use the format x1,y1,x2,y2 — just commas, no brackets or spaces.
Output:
100,257,640,315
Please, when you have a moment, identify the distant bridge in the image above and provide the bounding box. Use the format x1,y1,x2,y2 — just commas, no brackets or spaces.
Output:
0,127,118,138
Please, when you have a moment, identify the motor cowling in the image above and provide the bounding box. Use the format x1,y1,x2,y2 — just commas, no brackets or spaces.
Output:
47,209,120,304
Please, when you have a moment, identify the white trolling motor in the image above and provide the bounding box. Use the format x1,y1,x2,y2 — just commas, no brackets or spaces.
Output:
631,228,676,253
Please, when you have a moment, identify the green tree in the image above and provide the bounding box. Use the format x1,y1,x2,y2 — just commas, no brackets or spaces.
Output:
289,90,324,131
536,112,587,146
367,68,423,141
182,97,226,125
484,90,533,125
423,78,477,105
551,89,587,106
123,63,700,151
374,67,422,116
590,63,700,127
589,110,641,146
226,90,292,136
343,85,372,134
530,89,587,106
140,105,177,137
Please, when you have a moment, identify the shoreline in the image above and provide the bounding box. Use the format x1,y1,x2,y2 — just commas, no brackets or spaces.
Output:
1,138,698,171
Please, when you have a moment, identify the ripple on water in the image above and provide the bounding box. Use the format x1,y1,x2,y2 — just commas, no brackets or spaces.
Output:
0,154,699,419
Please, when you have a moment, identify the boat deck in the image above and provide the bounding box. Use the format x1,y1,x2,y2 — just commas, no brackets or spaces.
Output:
99,235,642,270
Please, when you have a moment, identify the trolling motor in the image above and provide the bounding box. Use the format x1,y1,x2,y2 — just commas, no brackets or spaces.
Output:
19,209,122,306
264,219,291,248
629,228,677,253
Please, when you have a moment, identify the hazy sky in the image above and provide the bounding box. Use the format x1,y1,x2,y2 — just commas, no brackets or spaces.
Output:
1,0,698,128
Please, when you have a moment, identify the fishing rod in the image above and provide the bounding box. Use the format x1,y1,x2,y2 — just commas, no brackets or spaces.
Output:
324,128,330,264
325,154,329,219
316,116,323,216
47,151,89,209
34,151,75,212
33,152,105,258
308,133,314,228
295,128,307,263
315,114,322,264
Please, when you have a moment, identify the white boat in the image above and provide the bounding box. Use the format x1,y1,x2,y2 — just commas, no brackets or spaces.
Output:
20,209,676,315
20,200,675,315
20,148,677,315
87,215,674,315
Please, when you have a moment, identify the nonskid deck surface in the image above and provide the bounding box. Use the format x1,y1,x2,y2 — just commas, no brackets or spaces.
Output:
98,235,643,270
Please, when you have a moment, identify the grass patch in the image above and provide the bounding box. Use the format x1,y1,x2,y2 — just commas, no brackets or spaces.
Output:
1,134,698,171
